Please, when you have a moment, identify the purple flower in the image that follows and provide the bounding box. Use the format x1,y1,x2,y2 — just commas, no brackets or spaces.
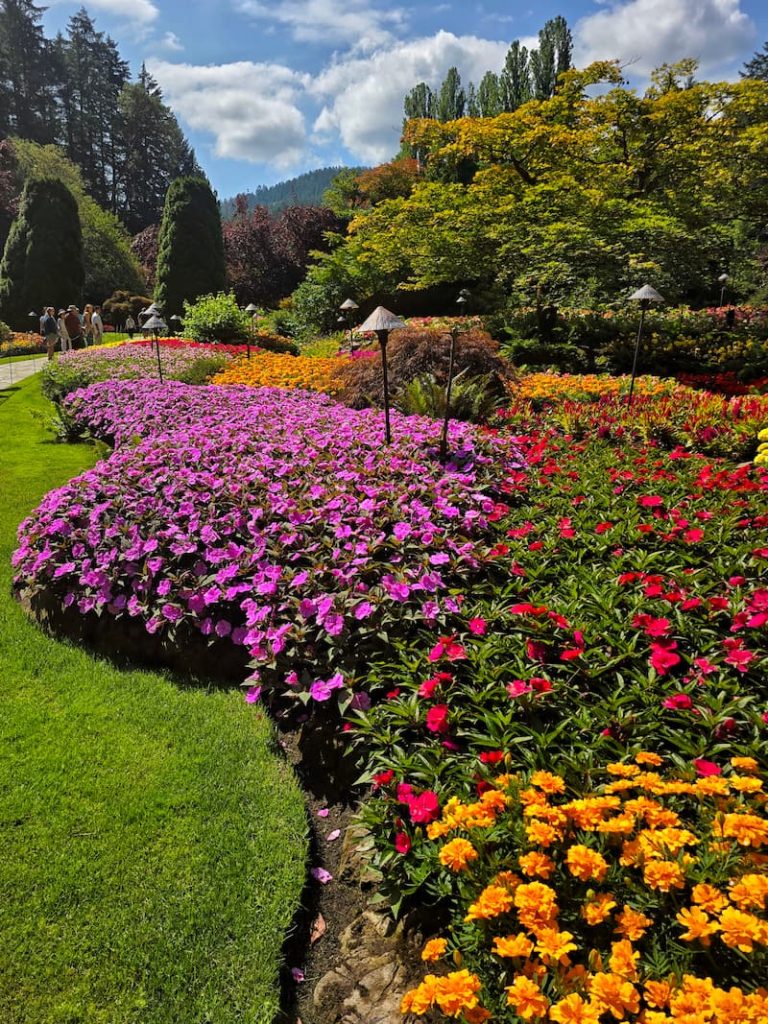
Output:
310,867,333,884
309,674,345,701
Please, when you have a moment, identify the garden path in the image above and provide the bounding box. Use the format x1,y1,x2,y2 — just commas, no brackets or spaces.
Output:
0,356,46,390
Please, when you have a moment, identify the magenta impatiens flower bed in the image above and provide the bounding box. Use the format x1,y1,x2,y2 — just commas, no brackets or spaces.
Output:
13,381,523,707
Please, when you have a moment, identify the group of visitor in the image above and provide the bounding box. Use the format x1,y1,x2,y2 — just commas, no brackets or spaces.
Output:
38,304,104,360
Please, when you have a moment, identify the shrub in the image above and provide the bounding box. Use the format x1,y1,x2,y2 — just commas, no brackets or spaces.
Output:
155,177,226,317
339,329,512,410
182,292,250,344
102,290,153,325
251,330,300,356
396,371,505,424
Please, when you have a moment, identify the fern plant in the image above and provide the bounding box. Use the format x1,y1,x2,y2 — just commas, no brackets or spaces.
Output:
395,370,504,424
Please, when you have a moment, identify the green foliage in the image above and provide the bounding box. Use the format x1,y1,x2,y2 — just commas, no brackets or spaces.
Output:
11,139,145,300
102,290,153,324
0,177,83,328
182,291,249,343
220,166,361,219
395,370,505,423
155,178,226,317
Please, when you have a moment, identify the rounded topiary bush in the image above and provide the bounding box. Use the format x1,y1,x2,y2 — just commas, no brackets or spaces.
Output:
339,329,513,411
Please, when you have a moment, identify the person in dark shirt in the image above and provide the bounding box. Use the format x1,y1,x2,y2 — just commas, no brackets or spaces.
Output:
64,306,84,350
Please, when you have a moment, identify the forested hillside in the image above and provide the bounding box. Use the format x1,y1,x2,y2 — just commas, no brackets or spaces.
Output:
220,167,365,219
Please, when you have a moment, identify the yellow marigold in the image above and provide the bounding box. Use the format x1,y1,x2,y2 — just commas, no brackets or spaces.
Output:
494,870,522,892
526,819,561,847
439,838,479,872
427,820,453,840
607,762,641,778
566,845,609,883
603,779,636,794
635,751,664,766
515,881,559,932
717,813,768,848
729,873,768,911
639,827,699,856
729,776,764,794
731,756,759,773
597,814,636,836
434,969,482,1017
563,797,622,830
643,859,686,892
676,906,719,946
401,974,440,1015
550,993,602,1023
492,932,534,959
519,851,556,878
609,939,640,981
718,906,767,953
694,776,731,797
644,980,672,1009
421,938,447,962
582,893,617,925
588,972,640,1019
614,906,653,941
505,976,549,1020
535,927,578,964
691,883,729,915
465,884,514,922
530,770,566,794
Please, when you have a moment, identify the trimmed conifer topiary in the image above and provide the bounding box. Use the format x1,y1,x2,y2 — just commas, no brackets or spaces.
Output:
155,177,226,317
0,178,84,329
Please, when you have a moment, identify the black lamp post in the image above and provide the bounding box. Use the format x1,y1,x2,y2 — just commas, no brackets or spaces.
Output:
143,312,167,382
357,306,406,445
340,298,359,350
627,285,664,407
718,273,728,308
169,314,182,337
244,303,258,359
440,289,470,465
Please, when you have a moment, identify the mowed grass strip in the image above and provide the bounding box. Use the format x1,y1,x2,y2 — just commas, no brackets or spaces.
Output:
0,377,307,1024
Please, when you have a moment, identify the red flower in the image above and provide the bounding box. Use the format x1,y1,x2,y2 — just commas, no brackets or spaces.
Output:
527,639,549,662
722,638,755,673
693,759,721,777
639,495,664,507
394,832,411,855
650,639,681,675
418,673,451,698
408,791,439,824
662,693,693,710
428,636,466,662
633,614,672,638
425,704,450,734
396,783,414,803
510,603,548,616
694,657,717,675
372,769,395,789
386,688,401,700
530,677,553,693
468,617,487,635
479,751,505,764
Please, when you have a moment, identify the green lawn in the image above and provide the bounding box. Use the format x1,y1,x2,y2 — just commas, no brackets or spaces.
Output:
0,378,307,1024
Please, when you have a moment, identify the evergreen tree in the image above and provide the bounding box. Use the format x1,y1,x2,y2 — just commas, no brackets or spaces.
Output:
466,81,479,118
501,41,532,111
742,41,768,80
477,71,503,117
531,17,573,99
116,65,200,234
0,177,83,327
404,81,435,121
0,0,59,142
155,177,225,316
436,67,465,122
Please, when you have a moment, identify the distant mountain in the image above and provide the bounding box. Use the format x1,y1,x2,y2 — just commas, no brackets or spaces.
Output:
220,167,366,219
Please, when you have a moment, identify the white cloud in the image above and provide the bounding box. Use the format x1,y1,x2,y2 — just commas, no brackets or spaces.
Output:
48,0,159,26
575,0,755,76
235,0,407,48
148,60,310,167
311,30,510,162
160,31,184,52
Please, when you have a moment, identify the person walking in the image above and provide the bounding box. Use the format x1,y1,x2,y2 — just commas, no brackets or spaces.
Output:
125,314,136,339
83,304,94,346
41,307,59,361
65,306,84,350
57,309,71,352
91,305,104,345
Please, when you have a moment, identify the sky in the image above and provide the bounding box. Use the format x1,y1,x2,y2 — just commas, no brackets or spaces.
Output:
41,0,768,199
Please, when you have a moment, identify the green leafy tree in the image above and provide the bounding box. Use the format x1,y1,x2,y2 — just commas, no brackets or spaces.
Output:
436,67,465,122
476,72,503,117
501,40,532,111
0,177,83,327
155,177,226,317
404,81,436,121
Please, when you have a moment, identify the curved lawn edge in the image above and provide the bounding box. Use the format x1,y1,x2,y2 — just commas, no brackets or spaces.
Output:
0,377,308,1024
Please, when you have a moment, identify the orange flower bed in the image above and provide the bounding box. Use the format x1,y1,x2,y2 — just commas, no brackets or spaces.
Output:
211,351,347,395
513,373,680,403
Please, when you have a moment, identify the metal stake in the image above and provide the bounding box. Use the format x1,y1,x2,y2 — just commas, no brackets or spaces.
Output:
440,326,459,464
378,330,392,445
628,305,646,408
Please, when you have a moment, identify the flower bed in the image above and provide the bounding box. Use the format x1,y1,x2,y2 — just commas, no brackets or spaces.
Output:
505,376,768,459
0,332,45,357
212,351,349,394
129,337,254,357
13,381,524,709
40,342,236,403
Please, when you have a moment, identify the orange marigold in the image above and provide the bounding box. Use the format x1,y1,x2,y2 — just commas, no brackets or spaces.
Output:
582,893,617,925
643,859,686,892
691,883,729,915
519,851,556,879
434,970,482,1017
530,770,566,794
492,932,534,959
729,873,768,911
505,976,549,1020
550,993,602,1023
566,845,609,883
609,939,640,981
614,906,653,941
465,884,514,922
421,938,447,962
676,906,719,946
718,906,767,953
589,972,641,1019
439,837,479,872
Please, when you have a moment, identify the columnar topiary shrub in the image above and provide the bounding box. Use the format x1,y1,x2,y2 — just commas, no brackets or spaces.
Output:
0,178,84,328
155,177,226,318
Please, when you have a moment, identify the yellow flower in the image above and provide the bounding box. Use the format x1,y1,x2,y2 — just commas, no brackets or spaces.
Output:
519,851,556,878
492,932,534,958
606,762,640,778
534,927,578,964
730,756,759,773
717,813,768,848
530,770,566,794
676,906,719,946
643,859,686,892
589,972,640,1019
582,893,617,925
609,939,639,981
505,976,549,1020
635,751,664,766
550,993,602,1023
643,980,672,1009
691,883,728,915
614,906,653,941
465,884,514,922
421,938,447,962
718,906,767,952
729,873,768,911
729,776,763,794
439,838,479,872
566,845,609,883
526,819,561,847
434,970,482,1017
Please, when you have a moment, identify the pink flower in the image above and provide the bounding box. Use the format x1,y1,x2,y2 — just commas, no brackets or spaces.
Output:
317,808,330,818
425,704,450,734
291,968,305,983
311,867,333,884
507,679,531,698
693,759,721,777
245,685,262,704
468,617,487,635
408,791,439,824
428,635,466,662
639,495,664,507
722,638,755,673
394,832,411,855
650,639,681,675
662,693,693,710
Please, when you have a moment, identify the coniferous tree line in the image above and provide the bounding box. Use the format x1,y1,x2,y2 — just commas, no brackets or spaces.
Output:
0,0,199,233
403,15,573,125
